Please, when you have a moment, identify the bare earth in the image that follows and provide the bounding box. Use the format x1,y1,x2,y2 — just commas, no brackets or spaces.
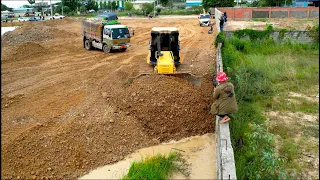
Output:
1,18,216,179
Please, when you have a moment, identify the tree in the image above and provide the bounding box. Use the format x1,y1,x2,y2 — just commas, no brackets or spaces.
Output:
61,0,80,11
28,0,35,5
22,4,33,8
80,5,87,12
100,1,103,9
141,3,154,15
103,1,107,9
1,3,9,11
124,1,134,11
63,6,71,14
160,0,169,6
86,0,98,11
111,1,118,10
201,0,234,10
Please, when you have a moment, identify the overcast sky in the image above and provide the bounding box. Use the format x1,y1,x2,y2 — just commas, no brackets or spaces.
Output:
2,0,61,8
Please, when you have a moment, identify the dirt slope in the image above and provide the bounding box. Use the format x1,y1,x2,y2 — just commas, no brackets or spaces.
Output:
1,18,216,179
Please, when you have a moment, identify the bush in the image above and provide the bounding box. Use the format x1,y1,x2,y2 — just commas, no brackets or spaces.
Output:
80,5,87,13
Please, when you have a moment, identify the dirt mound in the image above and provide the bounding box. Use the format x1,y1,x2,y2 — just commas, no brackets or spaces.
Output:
113,75,214,142
2,42,47,62
1,23,77,46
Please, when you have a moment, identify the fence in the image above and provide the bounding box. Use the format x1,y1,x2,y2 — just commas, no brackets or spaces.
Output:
216,7,319,19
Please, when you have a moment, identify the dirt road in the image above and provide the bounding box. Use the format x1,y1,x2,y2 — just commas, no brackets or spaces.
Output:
1,18,216,179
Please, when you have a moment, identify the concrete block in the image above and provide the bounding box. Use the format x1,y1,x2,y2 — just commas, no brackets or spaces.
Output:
252,11,269,18
290,10,307,18
271,11,288,18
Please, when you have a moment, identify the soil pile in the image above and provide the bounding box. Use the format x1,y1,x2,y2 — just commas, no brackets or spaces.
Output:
1,42,47,62
113,75,215,142
1,23,77,46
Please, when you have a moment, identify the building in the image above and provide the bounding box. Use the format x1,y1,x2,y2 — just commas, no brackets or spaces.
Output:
95,0,127,9
291,0,319,6
34,2,49,6
185,0,202,7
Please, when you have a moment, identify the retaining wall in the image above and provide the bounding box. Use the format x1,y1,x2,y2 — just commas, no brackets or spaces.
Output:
215,43,237,179
223,30,314,44
216,7,319,19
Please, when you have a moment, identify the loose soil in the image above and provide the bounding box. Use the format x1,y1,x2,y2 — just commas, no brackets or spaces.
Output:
1,18,216,179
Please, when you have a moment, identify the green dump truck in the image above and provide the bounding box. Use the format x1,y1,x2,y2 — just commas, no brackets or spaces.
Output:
82,20,132,53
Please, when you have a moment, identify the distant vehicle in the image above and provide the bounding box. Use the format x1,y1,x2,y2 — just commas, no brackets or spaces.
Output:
199,14,211,26
88,9,95,13
1,14,8,22
49,13,65,20
35,17,41,21
28,17,39,21
96,12,118,21
18,17,29,22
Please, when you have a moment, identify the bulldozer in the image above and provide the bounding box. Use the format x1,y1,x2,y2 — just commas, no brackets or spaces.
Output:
129,27,200,86
147,27,191,75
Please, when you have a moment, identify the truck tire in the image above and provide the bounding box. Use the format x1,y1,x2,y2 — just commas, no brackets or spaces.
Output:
103,44,111,54
84,39,92,50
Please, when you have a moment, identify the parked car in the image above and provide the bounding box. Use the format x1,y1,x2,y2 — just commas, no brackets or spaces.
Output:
49,13,65,20
28,17,39,21
88,9,95,13
18,17,29,22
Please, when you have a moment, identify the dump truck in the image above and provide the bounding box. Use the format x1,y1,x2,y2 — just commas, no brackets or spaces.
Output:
82,20,132,53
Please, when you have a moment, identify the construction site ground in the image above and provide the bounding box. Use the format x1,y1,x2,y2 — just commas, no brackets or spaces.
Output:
1,18,216,179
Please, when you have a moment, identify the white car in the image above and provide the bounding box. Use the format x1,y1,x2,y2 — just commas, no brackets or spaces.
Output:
199,14,211,26
49,14,65,20
18,17,29,22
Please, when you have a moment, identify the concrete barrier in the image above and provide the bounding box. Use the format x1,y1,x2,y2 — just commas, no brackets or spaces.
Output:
215,43,237,180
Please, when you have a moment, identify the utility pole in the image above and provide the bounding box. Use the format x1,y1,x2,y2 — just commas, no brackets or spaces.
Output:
62,1,64,15
50,0,53,17
154,0,155,17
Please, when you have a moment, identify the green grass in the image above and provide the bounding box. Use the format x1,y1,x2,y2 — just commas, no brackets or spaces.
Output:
218,26,319,179
122,152,189,179
251,18,269,22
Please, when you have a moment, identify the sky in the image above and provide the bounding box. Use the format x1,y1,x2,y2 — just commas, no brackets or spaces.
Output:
2,0,61,8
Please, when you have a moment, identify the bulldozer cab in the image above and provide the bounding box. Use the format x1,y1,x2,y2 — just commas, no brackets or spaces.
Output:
149,27,180,65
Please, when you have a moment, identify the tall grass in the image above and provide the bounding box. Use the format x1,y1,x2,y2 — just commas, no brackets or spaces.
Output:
217,26,319,179
122,152,188,179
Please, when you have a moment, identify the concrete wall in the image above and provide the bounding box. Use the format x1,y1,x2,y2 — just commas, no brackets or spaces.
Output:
216,7,319,19
223,30,314,44
215,43,237,180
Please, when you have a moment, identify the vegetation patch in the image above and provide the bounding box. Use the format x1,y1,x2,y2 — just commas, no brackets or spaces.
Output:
217,25,319,179
122,152,189,179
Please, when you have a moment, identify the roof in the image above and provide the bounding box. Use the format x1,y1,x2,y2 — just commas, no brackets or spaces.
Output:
151,27,179,33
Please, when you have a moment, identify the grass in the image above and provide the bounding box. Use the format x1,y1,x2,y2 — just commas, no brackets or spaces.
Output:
122,152,189,179
218,26,319,179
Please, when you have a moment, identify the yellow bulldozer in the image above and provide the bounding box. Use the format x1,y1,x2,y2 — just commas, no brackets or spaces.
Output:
130,27,200,86
147,27,191,74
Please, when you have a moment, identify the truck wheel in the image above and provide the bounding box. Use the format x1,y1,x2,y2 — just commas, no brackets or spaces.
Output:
103,44,111,54
84,39,92,50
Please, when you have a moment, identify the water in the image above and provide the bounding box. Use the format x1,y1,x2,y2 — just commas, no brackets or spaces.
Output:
1,26,18,36
79,133,216,179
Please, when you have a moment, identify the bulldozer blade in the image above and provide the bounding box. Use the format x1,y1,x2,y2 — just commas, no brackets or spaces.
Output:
127,63,201,86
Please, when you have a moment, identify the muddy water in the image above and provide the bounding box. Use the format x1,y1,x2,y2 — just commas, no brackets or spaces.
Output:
79,133,216,179
1,26,17,36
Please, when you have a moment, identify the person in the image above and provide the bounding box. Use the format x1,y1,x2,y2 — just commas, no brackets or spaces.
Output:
223,12,228,22
211,72,238,124
219,15,224,32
